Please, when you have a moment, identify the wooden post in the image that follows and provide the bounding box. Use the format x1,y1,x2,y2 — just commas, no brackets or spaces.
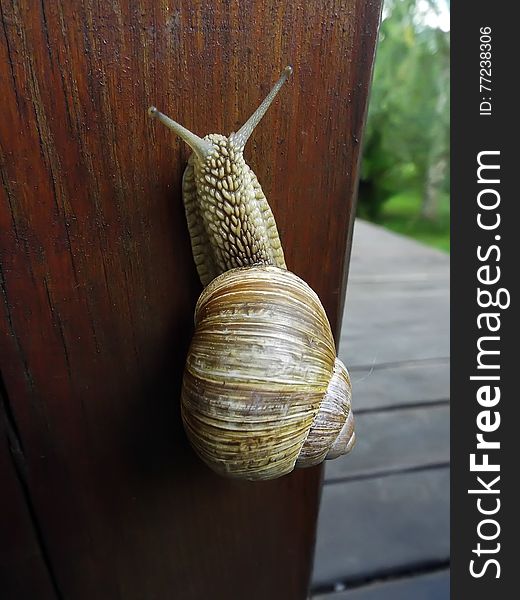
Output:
0,1,382,598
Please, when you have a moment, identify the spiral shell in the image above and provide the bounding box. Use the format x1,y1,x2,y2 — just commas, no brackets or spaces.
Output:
181,265,355,480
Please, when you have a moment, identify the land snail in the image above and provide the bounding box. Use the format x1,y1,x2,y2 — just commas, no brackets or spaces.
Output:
149,66,355,480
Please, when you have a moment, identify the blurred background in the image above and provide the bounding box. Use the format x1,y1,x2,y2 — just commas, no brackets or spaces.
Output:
359,0,450,252
312,1,450,598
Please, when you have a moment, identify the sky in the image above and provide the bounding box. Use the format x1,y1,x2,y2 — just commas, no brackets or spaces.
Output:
417,0,450,32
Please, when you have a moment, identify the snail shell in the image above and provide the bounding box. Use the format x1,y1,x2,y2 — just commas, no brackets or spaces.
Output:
181,265,354,480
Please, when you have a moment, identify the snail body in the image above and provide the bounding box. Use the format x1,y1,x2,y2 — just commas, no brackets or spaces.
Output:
149,67,355,480
149,67,291,286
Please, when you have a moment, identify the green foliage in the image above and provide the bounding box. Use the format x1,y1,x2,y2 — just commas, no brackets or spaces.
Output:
377,192,450,252
359,0,450,250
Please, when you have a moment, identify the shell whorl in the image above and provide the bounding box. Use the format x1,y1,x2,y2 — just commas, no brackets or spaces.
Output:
181,266,354,481
296,357,354,467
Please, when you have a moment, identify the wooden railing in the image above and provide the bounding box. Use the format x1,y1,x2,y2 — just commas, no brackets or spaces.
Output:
0,1,382,598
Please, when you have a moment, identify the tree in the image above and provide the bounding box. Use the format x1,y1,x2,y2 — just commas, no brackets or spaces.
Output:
359,0,450,221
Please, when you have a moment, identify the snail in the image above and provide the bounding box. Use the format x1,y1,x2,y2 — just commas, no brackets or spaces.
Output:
149,67,355,480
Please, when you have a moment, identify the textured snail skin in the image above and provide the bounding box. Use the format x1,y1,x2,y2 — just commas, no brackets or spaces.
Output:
181,266,353,481
149,66,355,480
149,66,292,287
183,134,286,286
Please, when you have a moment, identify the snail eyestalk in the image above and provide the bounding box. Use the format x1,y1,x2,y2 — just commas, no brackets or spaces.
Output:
148,106,214,161
233,65,293,150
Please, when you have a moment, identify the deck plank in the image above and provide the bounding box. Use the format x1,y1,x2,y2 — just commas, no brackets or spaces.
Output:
312,570,450,599
312,221,450,595
312,468,450,588
339,280,449,368
324,405,449,482
340,221,449,370
346,221,449,281
348,360,449,412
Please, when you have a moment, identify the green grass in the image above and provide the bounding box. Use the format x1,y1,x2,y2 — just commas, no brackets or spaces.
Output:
367,192,450,253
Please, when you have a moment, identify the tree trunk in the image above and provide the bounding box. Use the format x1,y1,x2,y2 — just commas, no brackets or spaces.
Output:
421,156,447,220
421,53,449,222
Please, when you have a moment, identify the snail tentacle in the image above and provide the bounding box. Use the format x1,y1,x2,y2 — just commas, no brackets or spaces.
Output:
233,65,293,150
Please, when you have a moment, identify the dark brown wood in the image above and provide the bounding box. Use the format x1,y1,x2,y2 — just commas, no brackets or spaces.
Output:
0,1,382,598
1,393,58,600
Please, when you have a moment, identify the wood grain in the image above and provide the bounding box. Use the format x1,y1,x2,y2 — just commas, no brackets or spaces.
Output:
0,1,382,598
1,386,58,599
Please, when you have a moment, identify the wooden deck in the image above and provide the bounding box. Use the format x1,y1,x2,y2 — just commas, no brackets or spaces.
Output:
311,220,450,599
